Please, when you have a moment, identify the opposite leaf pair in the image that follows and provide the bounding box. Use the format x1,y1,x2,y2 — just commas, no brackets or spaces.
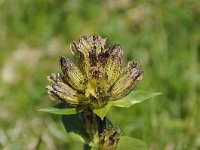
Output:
40,90,161,119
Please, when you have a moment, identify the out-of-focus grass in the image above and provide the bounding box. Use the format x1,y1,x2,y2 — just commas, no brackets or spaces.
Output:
0,0,199,149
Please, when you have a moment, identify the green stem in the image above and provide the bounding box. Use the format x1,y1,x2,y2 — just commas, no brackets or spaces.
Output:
82,108,107,148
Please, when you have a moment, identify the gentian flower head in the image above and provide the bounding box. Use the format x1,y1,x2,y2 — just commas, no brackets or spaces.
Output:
46,34,142,108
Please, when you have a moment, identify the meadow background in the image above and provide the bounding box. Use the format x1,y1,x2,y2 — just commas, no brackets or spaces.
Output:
0,0,199,149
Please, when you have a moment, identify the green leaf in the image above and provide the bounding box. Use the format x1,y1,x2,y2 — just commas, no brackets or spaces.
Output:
68,132,85,143
93,102,112,120
90,147,98,150
62,114,91,144
38,103,86,115
116,136,147,150
113,90,161,108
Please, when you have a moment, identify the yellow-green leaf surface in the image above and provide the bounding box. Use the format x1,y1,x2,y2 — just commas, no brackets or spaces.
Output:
38,103,86,115
93,102,112,120
68,132,85,143
113,90,161,108
91,147,98,150
116,136,147,150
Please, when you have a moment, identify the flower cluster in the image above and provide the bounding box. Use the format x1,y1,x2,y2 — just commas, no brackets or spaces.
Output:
46,34,142,108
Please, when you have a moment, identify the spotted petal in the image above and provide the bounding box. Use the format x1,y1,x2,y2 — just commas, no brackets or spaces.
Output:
87,34,107,55
71,41,92,77
105,45,123,88
46,74,88,106
60,56,86,92
71,34,108,79
110,61,143,99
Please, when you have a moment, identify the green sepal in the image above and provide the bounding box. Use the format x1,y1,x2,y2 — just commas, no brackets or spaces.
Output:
113,90,161,108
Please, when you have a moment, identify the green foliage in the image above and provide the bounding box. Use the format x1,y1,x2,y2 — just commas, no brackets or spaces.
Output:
38,103,86,115
62,113,147,150
116,136,147,150
62,114,90,144
112,90,161,108
39,90,160,120
38,89,159,149
79,128,147,150
0,0,199,149
39,90,159,149
93,102,112,120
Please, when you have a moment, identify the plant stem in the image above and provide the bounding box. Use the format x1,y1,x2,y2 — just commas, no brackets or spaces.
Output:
82,108,107,149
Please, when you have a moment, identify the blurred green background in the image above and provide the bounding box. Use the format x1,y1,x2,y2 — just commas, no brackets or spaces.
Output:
0,0,199,149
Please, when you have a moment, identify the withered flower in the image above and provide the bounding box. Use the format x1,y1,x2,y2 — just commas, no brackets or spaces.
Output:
99,127,121,150
46,34,142,108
